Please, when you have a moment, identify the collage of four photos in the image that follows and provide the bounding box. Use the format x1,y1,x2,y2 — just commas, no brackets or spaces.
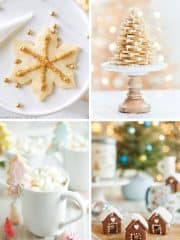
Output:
0,0,180,240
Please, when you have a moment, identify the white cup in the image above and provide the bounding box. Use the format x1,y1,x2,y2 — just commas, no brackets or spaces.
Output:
20,172,85,237
62,148,89,192
157,156,176,178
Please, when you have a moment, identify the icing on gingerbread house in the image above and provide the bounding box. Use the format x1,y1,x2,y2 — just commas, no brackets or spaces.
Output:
99,207,122,235
165,174,180,193
148,206,172,235
125,213,148,240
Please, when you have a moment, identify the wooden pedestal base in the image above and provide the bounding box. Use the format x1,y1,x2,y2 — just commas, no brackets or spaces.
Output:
119,76,150,114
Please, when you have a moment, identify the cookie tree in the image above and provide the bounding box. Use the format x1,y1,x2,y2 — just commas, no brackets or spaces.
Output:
112,8,154,65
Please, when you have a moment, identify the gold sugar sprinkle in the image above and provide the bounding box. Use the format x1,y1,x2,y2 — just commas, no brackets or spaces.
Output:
50,28,56,34
49,11,58,17
67,64,78,70
56,37,61,48
15,83,21,88
16,103,24,108
4,77,11,83
15,59,22,64
53,23,59,30
27,29,34,36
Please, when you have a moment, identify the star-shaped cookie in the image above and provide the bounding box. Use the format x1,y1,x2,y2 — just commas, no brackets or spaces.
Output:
9,28,80,101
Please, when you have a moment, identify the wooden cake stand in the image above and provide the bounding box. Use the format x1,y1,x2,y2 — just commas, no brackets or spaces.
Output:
101,62,166,114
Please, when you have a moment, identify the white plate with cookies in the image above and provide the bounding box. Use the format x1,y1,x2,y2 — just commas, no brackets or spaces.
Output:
0,0,89,116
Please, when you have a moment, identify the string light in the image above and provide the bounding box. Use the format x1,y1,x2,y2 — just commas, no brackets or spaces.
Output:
159,134,165,141
162,145,170,153
108,42,117,52
106,124,114,136
153,11,161,19
156,174,163,181
109,26,117,34
101,77,109,86
92,122,102,134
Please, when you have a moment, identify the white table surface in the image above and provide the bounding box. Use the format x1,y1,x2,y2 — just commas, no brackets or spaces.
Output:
0,194,89,240
92,90,180,120
0,99,89,119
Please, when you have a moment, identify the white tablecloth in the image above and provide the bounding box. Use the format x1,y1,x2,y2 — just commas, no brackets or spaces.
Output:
92,90,180,119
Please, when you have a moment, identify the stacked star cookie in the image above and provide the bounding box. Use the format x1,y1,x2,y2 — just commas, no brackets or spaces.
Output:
112,8,154,66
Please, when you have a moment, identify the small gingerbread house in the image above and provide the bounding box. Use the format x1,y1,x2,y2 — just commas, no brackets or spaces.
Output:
125,213,148,240
99,207,122,235
165,174,180,193
148,206,172,235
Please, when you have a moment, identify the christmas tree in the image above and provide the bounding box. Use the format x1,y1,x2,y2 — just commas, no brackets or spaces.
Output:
114,122,170,173
4,218,15,239
111,8,154,65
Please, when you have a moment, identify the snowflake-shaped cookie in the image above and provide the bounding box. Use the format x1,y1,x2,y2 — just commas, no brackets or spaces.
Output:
9,28,80,101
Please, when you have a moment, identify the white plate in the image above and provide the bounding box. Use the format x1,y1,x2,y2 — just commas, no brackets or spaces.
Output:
0,0,89,116
102,62,166,76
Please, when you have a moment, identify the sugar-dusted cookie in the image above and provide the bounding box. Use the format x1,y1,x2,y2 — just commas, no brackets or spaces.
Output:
9,28,80,101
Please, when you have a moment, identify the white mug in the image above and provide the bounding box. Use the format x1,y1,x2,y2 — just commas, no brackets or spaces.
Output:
62,148,89,192
20,173,85,237
1,171,85,237
157,156,176,178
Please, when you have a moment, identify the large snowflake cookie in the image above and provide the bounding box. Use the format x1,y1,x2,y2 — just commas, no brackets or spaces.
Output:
9,28,80,101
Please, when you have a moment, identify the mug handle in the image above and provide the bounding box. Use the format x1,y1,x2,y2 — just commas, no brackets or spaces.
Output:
56,190,85,234
145,187,151,212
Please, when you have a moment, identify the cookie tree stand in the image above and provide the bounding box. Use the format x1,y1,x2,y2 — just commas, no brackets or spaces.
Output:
102,62,166,113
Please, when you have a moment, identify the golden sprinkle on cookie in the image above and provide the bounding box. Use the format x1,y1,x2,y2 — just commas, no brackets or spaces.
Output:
67,64,77,70
27,29,34,36
16,103,23,108
15,59,22,64
49,11,58,17
4,77,11,83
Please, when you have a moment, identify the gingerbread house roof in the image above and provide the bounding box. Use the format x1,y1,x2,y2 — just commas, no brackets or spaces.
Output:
151,207,172,224
130,213,148,230
166,173,180,182
99,207,123,222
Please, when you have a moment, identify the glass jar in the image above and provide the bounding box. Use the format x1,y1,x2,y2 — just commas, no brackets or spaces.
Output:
92,137,116,179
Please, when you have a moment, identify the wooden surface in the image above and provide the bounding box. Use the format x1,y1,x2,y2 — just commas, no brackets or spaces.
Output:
92,223,180,240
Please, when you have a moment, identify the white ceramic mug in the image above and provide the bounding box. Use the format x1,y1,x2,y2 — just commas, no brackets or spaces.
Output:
19,170,85,238
157,156,176,178
62,148,89,192
1,169,85,238
145,182,177,214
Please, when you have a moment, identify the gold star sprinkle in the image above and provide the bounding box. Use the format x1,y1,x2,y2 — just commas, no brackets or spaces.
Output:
16,103,23,108
27,29,34,36
4,77,11,83
15,83,21,88
49,11,58,17
15,59,22,64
